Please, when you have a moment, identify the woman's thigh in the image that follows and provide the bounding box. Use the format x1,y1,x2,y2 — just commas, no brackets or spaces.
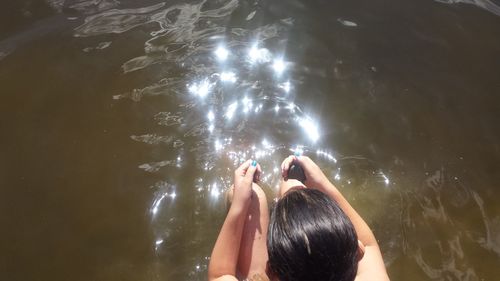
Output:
235,183,270,280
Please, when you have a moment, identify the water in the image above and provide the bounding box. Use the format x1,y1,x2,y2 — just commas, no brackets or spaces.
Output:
1,0,500,280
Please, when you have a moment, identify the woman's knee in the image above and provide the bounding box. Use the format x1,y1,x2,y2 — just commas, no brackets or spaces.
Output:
278,179,306,198
251,183,267,202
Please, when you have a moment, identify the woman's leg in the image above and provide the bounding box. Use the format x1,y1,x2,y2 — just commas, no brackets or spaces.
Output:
225,177,305,278
238,183,269,279
278,178,306,198
226,183,270,280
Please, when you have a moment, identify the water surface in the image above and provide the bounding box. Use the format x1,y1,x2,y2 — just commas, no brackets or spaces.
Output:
1,0,500,280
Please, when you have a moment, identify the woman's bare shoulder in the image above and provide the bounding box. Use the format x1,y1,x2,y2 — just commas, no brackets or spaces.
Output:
355,245,390,281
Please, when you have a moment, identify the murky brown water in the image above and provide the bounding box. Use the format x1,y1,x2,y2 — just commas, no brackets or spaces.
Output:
2,0,500,280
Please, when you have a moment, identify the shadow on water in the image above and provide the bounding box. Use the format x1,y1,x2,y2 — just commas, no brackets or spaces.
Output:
1,0,500,280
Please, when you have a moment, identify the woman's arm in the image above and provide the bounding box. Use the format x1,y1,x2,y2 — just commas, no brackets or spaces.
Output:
208,160,260,281
310,177,389,281
282,155,390,280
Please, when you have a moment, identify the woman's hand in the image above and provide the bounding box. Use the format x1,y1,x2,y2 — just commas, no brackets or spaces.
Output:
208,160,264,281
281,155,331,192
232,160,261,208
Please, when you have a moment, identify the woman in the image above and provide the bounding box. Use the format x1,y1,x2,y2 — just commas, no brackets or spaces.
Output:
208,155,390,281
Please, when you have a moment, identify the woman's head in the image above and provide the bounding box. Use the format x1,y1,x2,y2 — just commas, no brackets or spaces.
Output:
267,188,359,281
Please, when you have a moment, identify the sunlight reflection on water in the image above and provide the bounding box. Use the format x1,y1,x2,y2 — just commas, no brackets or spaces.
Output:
67,0,500,279
435,0,500,16
98,1,393,275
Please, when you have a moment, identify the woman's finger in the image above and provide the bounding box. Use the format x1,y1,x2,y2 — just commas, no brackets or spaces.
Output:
280,156,289,175
254,163,262,182
294,155,310,167
235,159,253,177
281,155,295,177
244,160,258,181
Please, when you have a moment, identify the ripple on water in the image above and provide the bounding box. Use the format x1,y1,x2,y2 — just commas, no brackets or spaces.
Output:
435,0,500,16
139,160,174,173
173,139,184,148
154,112,183,127
74,2,167,37
74,0,287,73
400,169,499,280
82,41,111,52
46,0,65,12
0,51,10,61
337,18,358,27
73,0,408,278
113,77,183,101
130,134,174,145
69,0,120,14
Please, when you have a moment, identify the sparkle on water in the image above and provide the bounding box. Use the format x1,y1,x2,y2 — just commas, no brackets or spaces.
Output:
279,80,291,93
215,46,229,61
272,58,286,75
299,117,320,142
248,44,272,64
210,183,220,198
152,41,335,263
207,110,215,122
225,101,238,120
5,1,492,280
219,71,237,83
188,78,212,98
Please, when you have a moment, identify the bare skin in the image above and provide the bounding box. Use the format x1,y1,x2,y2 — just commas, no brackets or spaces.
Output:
209,156,390,281
208,160,269,281
281,155,390,281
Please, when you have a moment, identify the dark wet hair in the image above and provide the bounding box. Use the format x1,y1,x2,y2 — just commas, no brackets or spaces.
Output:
267,189,359,281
